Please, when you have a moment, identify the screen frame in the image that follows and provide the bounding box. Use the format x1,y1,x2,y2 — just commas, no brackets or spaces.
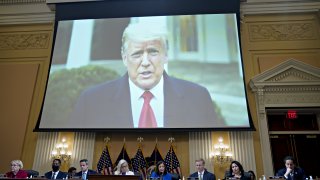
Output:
34,0,255,132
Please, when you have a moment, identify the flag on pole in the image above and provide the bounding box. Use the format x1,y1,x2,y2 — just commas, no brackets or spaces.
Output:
149,144,163,166
132,148,147,179
164,145,181,176
114,144,132,169
97,146,113,175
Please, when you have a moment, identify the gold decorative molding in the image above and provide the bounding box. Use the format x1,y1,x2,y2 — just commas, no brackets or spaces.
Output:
265,68,320,82
264,93,320,104
249,23,316,41
241,1,320,15
250,59,320,176
264,86,320,93
0,32,50,50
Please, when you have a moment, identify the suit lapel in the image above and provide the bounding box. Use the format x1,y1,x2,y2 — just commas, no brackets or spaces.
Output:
113,73,133,127
163,71,183,127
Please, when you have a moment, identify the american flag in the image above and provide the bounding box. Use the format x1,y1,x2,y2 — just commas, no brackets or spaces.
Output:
164,145,181,176
97,146,113,175
132,148,147,179
114,145,132,169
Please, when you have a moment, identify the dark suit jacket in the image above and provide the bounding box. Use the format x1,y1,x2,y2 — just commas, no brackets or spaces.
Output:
75,169,98,177
276,167,306,180
44,171,67,179
69,71,223,128
189,170,216,180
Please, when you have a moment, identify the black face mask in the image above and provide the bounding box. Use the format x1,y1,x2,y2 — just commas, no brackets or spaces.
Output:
52,165,60,172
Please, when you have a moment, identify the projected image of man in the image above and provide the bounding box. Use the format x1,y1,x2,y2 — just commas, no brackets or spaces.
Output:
69,23,223,128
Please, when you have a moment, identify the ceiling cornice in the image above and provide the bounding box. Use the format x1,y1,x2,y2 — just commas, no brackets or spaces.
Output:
241,0,320,15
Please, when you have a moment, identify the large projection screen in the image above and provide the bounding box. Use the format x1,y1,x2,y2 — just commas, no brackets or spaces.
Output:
35,0,254,131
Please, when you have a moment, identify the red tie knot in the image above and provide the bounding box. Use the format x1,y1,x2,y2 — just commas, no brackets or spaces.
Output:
142,91,153,102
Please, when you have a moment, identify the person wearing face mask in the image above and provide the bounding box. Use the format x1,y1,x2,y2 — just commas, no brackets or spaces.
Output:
150,161,172,180
45,159,67,179
276,156,306,180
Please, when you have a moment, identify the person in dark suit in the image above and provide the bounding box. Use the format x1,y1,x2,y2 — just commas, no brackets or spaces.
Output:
225,161,250,180
75,159,98,180
189,158,216,180
69,23,223,129
276,156,306,180
44,159,67,179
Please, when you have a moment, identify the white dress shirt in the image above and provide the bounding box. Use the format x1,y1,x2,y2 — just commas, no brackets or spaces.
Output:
52,171,59,179
198,171,204,180
129,76,164,128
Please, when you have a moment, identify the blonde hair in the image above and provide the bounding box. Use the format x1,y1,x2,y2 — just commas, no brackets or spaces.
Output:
121,23,168,58
11,160,23,169
114,159,128,175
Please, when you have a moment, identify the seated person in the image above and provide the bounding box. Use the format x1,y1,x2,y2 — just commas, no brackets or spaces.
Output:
5,160,28,178
226,161,250,180
75,159,98,180
114,159,134,175
276,156,306,180
247,170,256,180
150,161,172,180
68,167,77,178
189,158,216,180
45,159,67,179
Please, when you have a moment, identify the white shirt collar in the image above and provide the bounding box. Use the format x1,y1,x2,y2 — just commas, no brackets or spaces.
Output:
128,75,163,100
128,75,164,127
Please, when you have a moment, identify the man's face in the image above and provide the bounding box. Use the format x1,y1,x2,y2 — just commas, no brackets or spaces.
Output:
80,162,88,172
285,160,294,169
52,160,61,167
195,161,205,172
123,39,168,90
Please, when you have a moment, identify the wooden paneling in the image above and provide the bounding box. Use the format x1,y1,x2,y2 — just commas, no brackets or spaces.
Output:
0,23,53,172
240,12,320,177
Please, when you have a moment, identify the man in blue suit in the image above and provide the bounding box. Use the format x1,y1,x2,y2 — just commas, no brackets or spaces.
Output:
75,159,98,180
276,156,306,180
189,158,216,180
44,159,67,179
69,23,223,129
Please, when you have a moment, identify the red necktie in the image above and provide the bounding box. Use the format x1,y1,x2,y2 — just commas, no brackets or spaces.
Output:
138,91,157,128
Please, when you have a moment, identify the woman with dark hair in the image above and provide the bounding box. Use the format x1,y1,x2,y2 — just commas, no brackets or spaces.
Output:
150,161,172,180
226,161,250,180
247,170,256,180
68,167,77,178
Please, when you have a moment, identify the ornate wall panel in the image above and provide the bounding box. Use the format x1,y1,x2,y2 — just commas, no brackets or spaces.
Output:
250,59,320,176
243,14,320,51
0,21,53,171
